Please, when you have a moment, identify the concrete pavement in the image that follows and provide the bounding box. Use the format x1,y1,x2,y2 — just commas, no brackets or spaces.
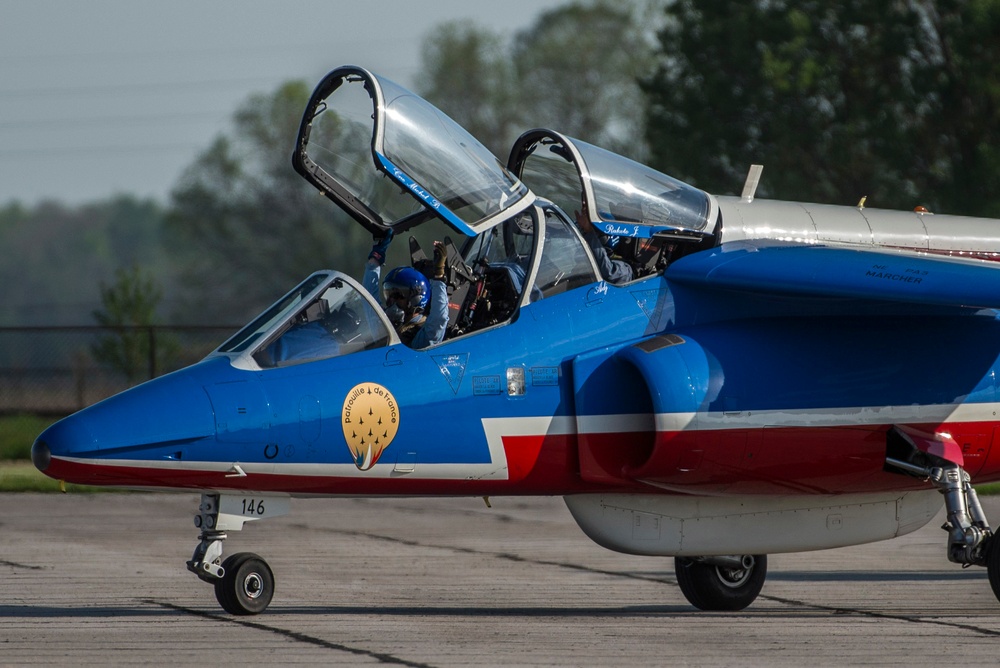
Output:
3,493,1000,666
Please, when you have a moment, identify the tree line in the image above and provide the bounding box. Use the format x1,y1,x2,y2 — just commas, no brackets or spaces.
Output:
5,0,1000,338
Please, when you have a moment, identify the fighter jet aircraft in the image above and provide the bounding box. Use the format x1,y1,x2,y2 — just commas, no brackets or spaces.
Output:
32,65,1000,615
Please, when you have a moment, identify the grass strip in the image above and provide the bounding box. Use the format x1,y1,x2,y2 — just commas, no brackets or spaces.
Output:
0,460,109,493
0,414,58,460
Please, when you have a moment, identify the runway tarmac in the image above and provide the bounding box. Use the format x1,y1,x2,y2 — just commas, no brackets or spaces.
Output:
3,492,1000,667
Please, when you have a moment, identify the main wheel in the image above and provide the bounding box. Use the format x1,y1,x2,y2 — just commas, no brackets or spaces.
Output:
986,537,1000,603
674,555,767,611
214,552,274,615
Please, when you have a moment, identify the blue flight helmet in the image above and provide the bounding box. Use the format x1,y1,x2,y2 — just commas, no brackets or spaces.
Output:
383,267,431,311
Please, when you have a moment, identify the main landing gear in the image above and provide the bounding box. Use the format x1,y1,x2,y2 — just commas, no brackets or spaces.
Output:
888,457,1000,601
676,458,1000,612
185,493,289,615
674,555,767,611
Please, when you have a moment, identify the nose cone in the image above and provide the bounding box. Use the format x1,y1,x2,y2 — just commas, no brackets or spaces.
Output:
32,410,98,476
31,437,51,472
32,360,225,485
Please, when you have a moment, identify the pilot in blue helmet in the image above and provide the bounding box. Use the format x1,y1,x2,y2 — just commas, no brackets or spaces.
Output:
363,230,448,349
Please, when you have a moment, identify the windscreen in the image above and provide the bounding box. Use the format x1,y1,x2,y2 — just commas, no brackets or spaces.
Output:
216,274,329,354
253,277,390,368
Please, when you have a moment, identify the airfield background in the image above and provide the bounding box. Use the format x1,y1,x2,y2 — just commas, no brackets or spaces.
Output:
3,1,1000,415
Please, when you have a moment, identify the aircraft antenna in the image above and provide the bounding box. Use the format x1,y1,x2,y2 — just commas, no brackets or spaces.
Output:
741,164,763,203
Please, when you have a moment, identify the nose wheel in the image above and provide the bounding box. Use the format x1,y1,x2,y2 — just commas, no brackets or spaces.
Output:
214,552,275,615
186,493,290,615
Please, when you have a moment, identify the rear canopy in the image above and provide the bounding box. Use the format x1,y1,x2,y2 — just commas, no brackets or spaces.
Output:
508,129,717,240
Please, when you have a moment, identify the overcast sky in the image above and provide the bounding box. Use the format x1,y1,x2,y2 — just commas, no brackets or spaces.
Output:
0,0,569,206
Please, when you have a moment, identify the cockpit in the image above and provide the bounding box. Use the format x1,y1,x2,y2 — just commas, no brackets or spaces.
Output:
210,198,603,368
214,273,392,369
209,65,721,369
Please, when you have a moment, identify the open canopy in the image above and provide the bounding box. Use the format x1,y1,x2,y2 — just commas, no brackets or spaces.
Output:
508,129,717,240
293,65,535,237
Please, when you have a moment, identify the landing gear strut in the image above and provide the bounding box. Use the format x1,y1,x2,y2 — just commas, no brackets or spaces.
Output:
888,457,1000,601
185,493,289,615
927,464,1000,603
931,464,992,566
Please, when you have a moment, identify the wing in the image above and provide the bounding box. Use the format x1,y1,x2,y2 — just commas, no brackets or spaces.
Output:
666,240,1000,310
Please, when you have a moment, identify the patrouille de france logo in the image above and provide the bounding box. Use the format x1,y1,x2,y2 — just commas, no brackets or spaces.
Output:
341,382,399,471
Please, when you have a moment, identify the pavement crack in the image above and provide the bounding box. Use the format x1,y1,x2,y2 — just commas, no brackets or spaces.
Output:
0,559,45,571
290,524,676,586
287,524,1000,636
759,593,1000,637
146,599,437,667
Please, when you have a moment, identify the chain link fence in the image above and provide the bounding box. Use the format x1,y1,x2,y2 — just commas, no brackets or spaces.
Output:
0,326,239,415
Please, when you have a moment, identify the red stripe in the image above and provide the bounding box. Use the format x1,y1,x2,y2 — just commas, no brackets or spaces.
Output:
44,433,641,495
583,421,1000,495
42,421,1000,496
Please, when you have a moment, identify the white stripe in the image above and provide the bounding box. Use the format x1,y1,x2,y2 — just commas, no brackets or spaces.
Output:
56,455,511,481
57,416,578,482
55,403,1000,480
483,403,1000,437
658,402,1000,431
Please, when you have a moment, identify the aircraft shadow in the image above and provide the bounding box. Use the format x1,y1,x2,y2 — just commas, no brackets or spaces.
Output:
265,605,692,617
768,570,985,582
0,605,171,619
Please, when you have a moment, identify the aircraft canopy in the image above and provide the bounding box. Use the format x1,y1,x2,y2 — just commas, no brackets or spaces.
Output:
508,130,717,240
293,66,534,237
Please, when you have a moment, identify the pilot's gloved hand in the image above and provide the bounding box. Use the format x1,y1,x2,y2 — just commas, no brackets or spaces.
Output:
574,207,596,236
432,240,447,280
368,229,394,265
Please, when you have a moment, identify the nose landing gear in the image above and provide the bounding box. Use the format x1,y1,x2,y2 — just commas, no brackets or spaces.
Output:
185,493,289,615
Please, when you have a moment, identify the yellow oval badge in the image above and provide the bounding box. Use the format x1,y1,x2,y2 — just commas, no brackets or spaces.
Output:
341,382,399,470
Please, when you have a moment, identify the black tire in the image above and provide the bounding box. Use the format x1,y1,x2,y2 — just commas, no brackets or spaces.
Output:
214,552,274,615
986,537,1000,603
674,555,767,611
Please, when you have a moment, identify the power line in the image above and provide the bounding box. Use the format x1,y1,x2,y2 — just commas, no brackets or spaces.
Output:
0,75,295,100
0,143,206,158
0,110,231,131
0,37,382,66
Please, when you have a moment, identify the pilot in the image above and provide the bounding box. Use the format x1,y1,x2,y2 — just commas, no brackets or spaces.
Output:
574,204,633,284
363,230,448,349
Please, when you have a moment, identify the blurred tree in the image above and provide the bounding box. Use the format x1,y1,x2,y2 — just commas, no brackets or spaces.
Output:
416,20,519,156
643,0,1000,216
417,1,656,161
0,196,167,328
165,80,370,325
512,0,657,159
918,0,1000,217
91,264,177,383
